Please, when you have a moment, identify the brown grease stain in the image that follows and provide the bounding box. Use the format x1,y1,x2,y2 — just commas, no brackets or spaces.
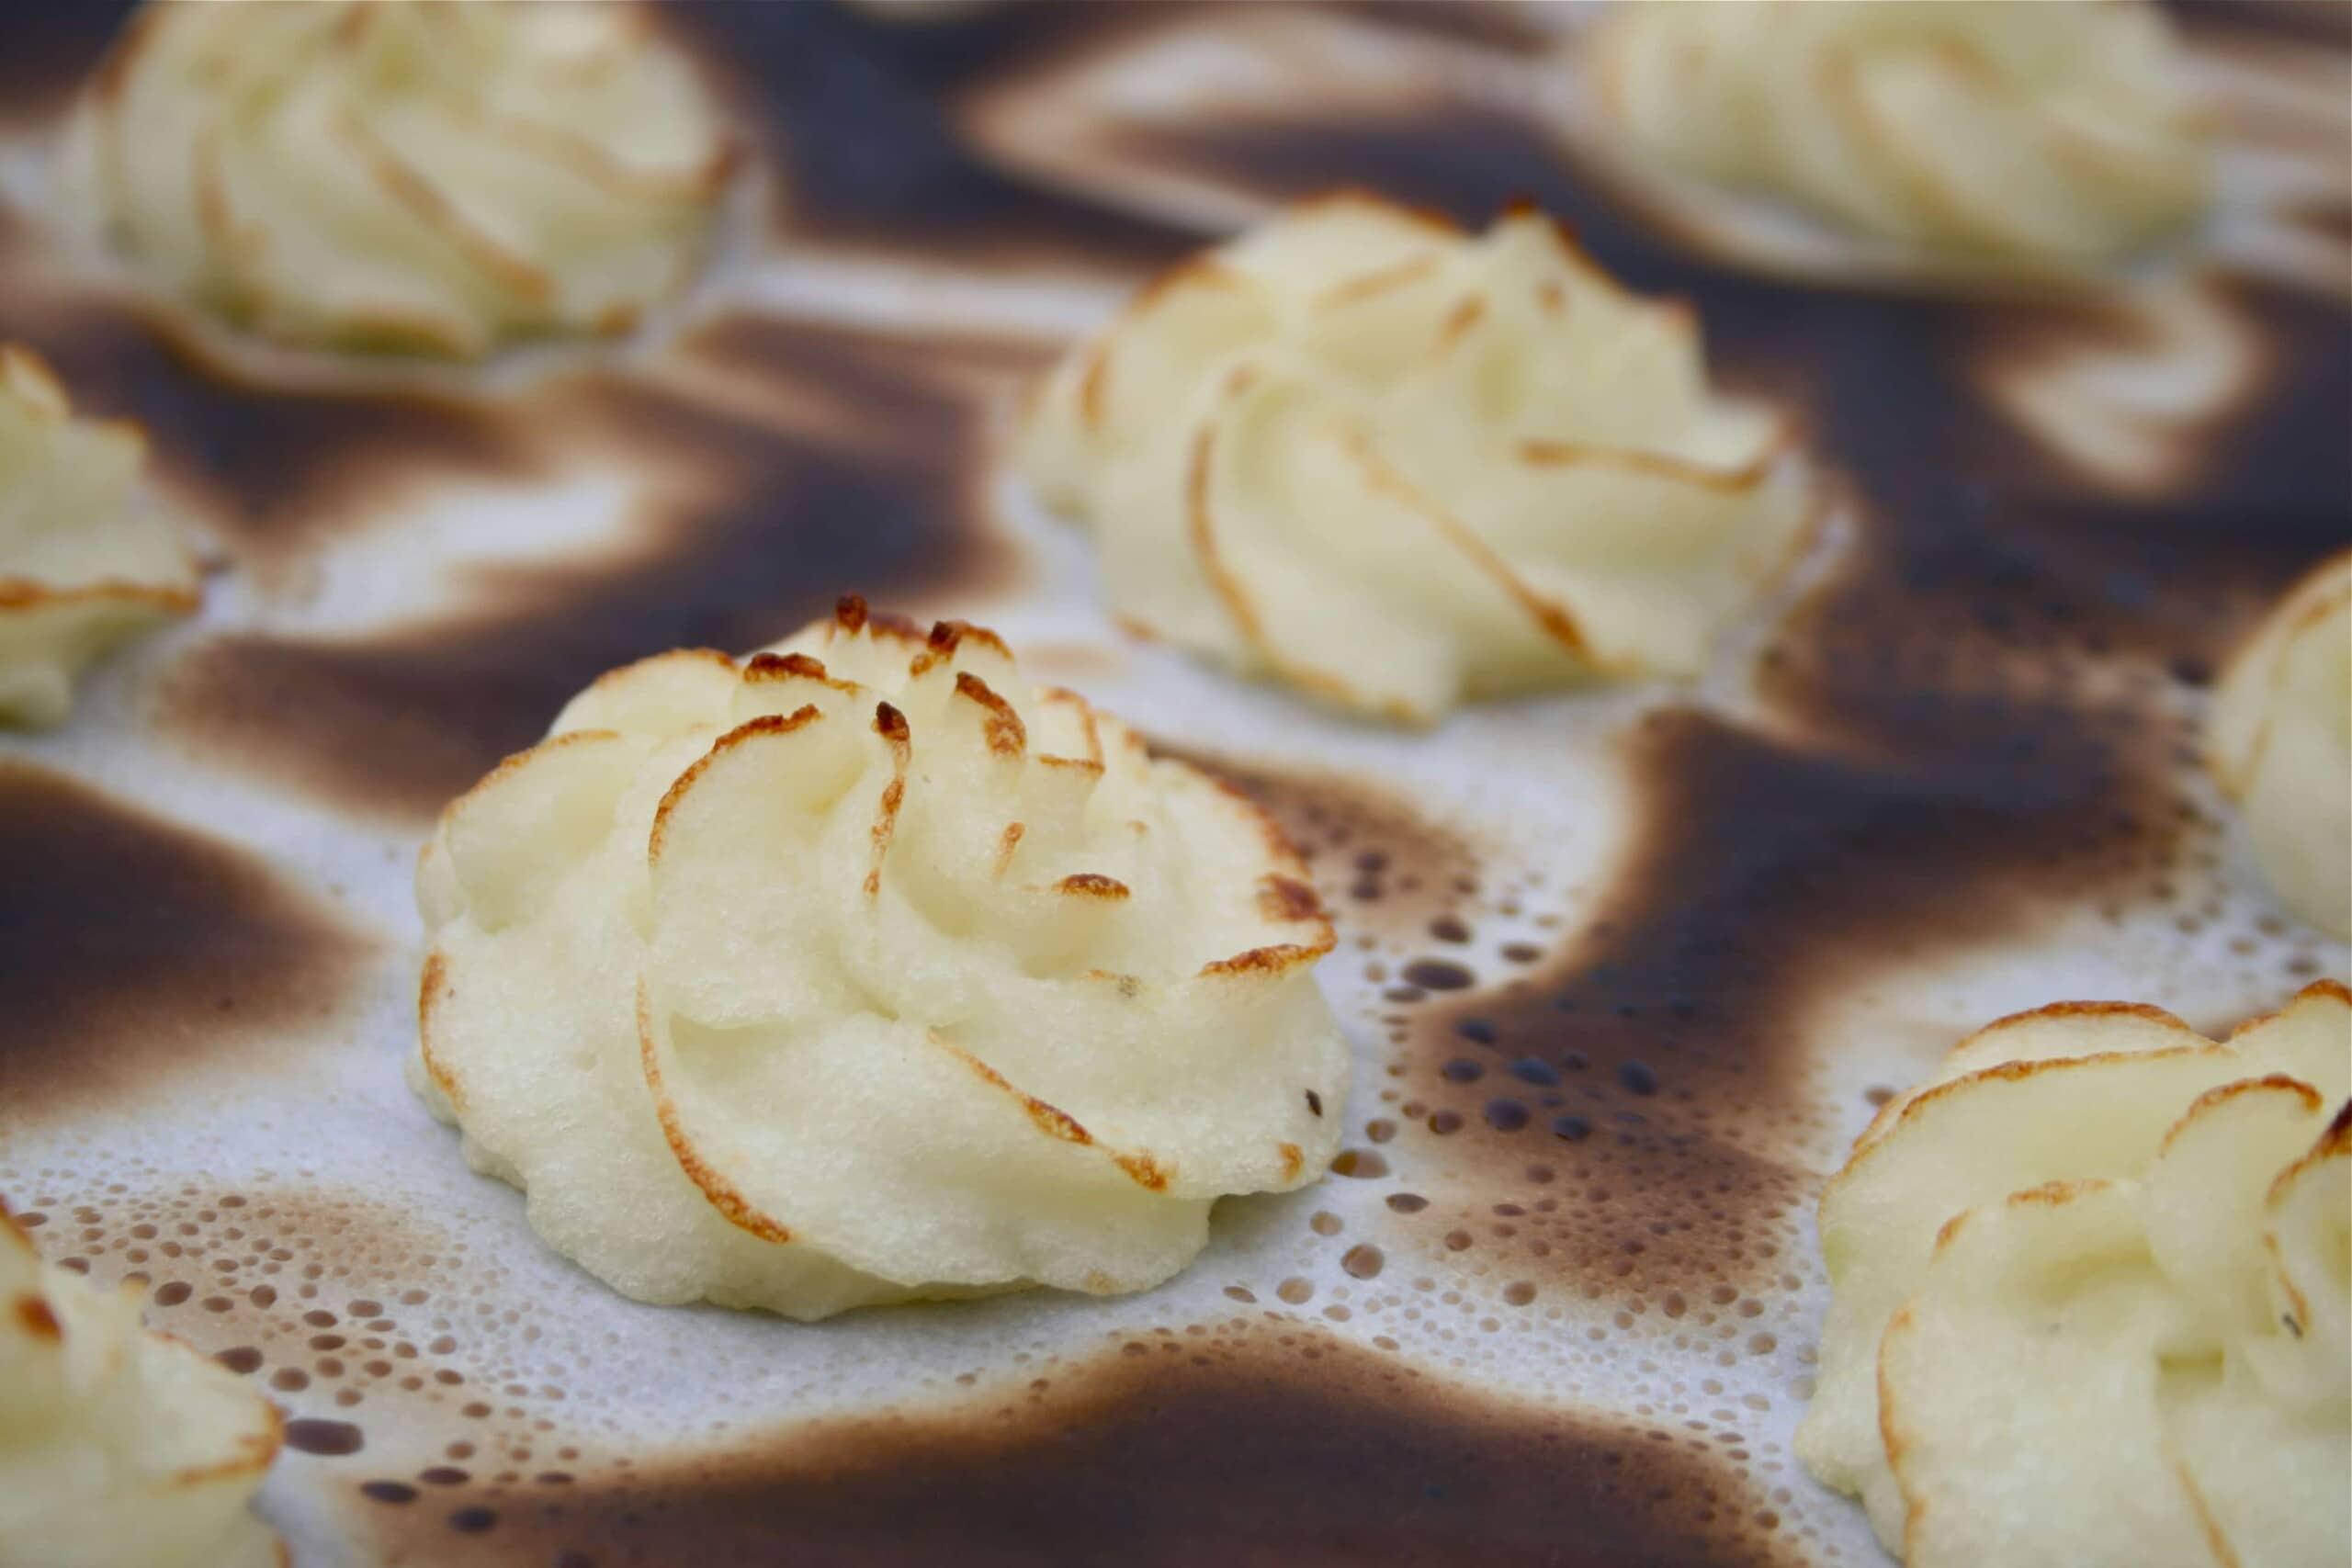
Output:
0,764,371,1113
357,1329,1794,1568
165,330,1014,818
661,3,1190,272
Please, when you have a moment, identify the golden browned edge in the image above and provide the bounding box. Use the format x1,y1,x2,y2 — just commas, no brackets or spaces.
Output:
415,948,462,1112
1035,685,1106,764
1514,424,1792,493
992,821,1026,877
1339,424,1591,661
744,650,860,695
2207,550,2352,799
1825,1043,2229,1209
1080,255,1253,433
571,647,738,713
2161,1073,2325,1156
1182,365,1393,716
930,1030,1176,1195
952,670,1028,755
647,707,824,862
159,1380,284,1488
934,1031,1090,1145
444,726,627,826
2226,975,2352,1039
1312,252,1444,313
1849,997,2194,1148
334,108,553,304
910,617,1012,680
2260,1100,2352,1336
636,976,795,1246
442,98,743,206
865,702,910,898
1256,874,1323,924
2171,1453,2248,1568
1881,1176,2117,1565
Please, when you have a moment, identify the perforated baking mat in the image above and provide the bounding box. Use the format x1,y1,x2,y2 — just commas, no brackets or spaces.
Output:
2,4,2346,1564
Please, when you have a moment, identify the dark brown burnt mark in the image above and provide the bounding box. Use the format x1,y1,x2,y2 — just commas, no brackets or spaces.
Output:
0,300,532,574
1408,698,2180,1297
358,1329,1792,1568
660,2,1192,271
165,339,1012,819
688,310,1062,393
0,763,370,1115
2174,0,2352,50
1160,747,1476,938
0,0,135,128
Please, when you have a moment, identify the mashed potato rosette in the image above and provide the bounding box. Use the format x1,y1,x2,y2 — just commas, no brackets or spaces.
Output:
0,1202,284,1568
1798,982,2350,1568
1023,194,1806,724
64,0,737,357
0,344,198,728
413,600,1351,1320
1586,0,2209,266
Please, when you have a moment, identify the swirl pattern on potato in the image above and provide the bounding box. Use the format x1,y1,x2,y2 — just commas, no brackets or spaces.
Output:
1022,194,1807,723
1798,981,2351,1568
1585,0,2209,265
412,599,1351,1320
63,1,737,357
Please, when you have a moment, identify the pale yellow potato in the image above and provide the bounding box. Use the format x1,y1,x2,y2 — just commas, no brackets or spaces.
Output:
2209,552,2352,941
1879,1104,2350,1568
0,1202,284,1568
1876,1179,2211,1568
1585,0,2209,265
1799,980,2351,1560
62,1,737,358
413,602,1352,1320
0,344,198,728
1021,194,1807,723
